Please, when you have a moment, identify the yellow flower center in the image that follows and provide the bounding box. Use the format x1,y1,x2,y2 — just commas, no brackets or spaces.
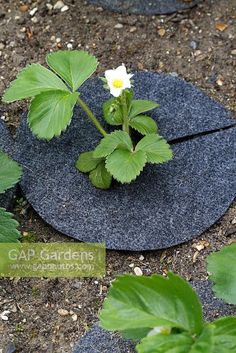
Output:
112,79,123,88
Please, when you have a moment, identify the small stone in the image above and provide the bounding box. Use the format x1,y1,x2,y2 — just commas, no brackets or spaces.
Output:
54,1,64,9
61,5,69,12
194,50,202,57
114,23,123,29
58,308,69,316
129,26,136,33
29,7,38,16
139,255,144,261
0,43,5,50
31,16,38,23
134,267,143,276
67,43,73,49
46,3,53,10
216,78,224,86
19,5,29,12
190,41,198,50
72,313,78,321
158,28,166,37
0,310,10,321
231,49,236,56
129,263,134,268
56,37,61,43
232,217,236,225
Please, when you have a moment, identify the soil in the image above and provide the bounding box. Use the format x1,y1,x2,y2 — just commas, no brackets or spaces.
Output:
0,0,235,352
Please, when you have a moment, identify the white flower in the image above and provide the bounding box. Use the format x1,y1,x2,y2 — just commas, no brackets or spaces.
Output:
105,64,133,97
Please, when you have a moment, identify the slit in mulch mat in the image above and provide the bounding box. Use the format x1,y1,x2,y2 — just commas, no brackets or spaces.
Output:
14,73,236,251
87,0,202,15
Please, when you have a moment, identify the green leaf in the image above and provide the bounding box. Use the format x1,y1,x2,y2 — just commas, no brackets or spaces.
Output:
137,326,214,353
136,134,173,164
105,149,146,183
100,272,204,334
2,64,69,103
0,151,22,194
28,90,79,140
76,151,102,173
0,208,21,243
93,131,133,158
207,244,236,304
130,115,158,135
103,98,123,126
89,161,112,190
47,50,98,92
137,333,194,353
129,100,159,119
121,327,152,340
212,317,236,353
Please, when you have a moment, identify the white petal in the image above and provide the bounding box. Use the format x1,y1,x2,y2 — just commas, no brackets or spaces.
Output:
110,87,122,97
115,65,127,77
105,69,117,82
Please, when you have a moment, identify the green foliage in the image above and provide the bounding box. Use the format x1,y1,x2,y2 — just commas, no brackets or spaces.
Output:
47,50,98,92
89,161,112,190
100,273,236,353
129,100,159,120
100,273,204,335
28,91,79,140
0,151,22,193
207,244,236,305
2,64,69,103
130,115,158,135
106,149,147,183
103,98,123,126
76,151,102,173
93,131,133,158
76,152,112,189
0,208,21,243
136,134,173,164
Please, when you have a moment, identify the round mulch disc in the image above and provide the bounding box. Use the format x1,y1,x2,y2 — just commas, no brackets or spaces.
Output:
0,120,15,208
87,0,201,15
14,73,236,251
72,281,236,353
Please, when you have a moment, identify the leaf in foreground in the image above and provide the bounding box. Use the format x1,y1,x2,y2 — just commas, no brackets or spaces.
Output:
2,64,69,102
0,151,22,194
100,272,204,335
0,208,20,243
28,90,79,140
47,50,98,92
89,161,112,190
105,149,146,183
130,115,158,135
136,134,173,164
93,130,133,158
76,151,102,173
207,244,236,304
129,100,159,119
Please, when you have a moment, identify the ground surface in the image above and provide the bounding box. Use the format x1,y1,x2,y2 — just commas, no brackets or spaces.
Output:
0,0,235,352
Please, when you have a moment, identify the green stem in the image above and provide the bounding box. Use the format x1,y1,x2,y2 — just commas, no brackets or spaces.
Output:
121,92,129,135
77,97,107,137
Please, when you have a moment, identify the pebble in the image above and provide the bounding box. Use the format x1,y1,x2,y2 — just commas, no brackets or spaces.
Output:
61,5,69,12
133,267,143,276
46,3,53,10
67,43,73,49
29,7,38,16
54,1,65,10
31,16,38,23
231,49,236,56
0,43,5,50
232,217,236,225
190,40,198,50
71,313,78,321
114,23,123,29
58,308,69,316
129,26,137,33
139,255,144,261
0,310,10,321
